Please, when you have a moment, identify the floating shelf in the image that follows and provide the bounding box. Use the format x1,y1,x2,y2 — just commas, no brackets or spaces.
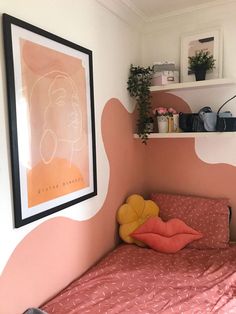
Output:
134,132,236,139
150,78,236,92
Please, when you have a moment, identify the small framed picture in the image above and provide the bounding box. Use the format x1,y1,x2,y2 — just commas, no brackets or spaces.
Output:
181,29,222,82
3,14,97,227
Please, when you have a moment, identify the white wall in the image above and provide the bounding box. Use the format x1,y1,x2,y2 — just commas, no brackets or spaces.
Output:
0,0,141,273
141,1,236,79
141,1,236,163
141,1,236,239
140,1,236,128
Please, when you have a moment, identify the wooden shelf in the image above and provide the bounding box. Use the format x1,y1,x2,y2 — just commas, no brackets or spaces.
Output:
134,132,236,139
150,78,236,92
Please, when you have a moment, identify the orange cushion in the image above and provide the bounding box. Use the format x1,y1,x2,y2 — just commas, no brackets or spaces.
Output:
131,217,203,253
117,194,159,246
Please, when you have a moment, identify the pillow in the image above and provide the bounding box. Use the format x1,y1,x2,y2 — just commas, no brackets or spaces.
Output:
151,192,229,249
117,194,159,246
131,217,202,253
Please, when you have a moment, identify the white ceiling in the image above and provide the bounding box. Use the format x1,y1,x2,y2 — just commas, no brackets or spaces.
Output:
121,0,230,20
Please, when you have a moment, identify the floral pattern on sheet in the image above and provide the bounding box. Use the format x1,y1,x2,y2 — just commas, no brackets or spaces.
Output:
42,244,236,314
151,193,230,249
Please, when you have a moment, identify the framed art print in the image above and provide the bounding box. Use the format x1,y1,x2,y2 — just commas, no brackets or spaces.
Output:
3,14,97,227
181,29,222,82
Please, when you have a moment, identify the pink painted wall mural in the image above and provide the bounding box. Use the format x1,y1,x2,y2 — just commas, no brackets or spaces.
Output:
1,92,236,314
148,91,236,240
0,98,146,314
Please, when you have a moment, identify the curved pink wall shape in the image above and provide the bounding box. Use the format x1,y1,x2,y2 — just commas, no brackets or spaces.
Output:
151,91,192,114
0,98,146,314
1,93,236,314
146,92,236,239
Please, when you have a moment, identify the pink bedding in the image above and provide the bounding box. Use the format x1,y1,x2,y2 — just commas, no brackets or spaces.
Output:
41,244,236,313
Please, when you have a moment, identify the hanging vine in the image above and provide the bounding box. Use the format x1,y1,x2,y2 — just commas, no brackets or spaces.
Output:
127,64,153,144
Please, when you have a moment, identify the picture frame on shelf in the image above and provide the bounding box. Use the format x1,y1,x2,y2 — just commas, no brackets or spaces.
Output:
180,29,222,83
3,13,97,227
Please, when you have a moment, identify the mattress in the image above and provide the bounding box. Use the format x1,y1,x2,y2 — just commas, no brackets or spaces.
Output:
41,244,236,313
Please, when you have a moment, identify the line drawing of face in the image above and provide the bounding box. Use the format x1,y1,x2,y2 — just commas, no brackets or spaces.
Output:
44,73,83,143
29,71,85,166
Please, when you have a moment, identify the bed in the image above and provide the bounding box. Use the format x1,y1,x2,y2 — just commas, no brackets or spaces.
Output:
41,244,236,314
40,193,236,313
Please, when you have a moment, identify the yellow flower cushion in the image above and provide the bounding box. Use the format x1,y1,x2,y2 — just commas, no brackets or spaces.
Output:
117,194,159,246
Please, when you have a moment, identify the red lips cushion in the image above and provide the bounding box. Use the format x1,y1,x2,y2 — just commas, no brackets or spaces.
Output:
131,217,203,253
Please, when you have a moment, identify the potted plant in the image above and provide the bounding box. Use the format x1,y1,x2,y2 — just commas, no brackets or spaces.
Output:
153,107,178,133
188,50,215,81
127,64,153,144
153,107,169,133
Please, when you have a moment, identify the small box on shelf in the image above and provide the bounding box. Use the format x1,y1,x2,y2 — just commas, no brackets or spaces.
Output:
152,71,179,86
152,61,179,86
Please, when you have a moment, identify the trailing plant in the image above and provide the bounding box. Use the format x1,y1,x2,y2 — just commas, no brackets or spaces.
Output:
188,50,215,72
127,64,153,144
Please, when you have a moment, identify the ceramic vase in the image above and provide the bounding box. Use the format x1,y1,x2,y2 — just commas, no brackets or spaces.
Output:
157,115,168,133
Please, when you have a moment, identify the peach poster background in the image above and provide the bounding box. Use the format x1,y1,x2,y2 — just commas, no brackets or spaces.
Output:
20,39,89,207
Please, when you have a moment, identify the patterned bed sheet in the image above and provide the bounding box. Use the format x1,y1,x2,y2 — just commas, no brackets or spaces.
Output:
41,244,236,313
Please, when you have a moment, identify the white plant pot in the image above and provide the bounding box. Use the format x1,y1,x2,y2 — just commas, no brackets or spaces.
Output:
157,116,168,133
145,122,154,133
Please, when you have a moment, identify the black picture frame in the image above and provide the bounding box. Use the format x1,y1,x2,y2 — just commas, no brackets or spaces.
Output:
3,13,97,227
